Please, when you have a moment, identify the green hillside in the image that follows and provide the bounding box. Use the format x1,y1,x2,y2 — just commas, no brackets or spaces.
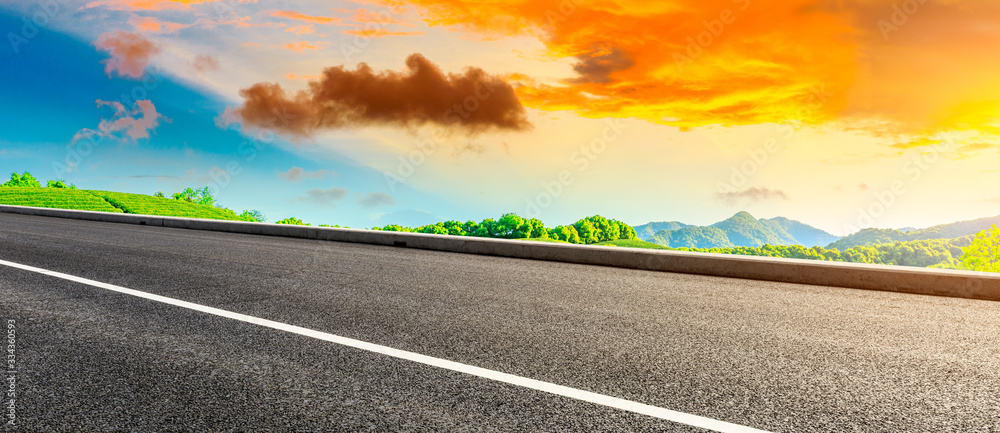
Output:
766,217,840,247
649,226,734,248
828,214,1000,250
633,221,690,240
85,190,247,220
711,211,798,246
0,187,251,221
0,188,123,213
639,211,835,249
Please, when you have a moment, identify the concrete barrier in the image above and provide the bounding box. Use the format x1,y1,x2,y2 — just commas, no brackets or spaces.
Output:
3,204,999,301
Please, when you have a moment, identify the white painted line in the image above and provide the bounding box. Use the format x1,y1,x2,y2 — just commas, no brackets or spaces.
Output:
1,258,773,433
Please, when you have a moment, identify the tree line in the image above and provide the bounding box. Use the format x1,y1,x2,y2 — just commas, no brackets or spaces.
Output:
673,236,972,269
374,213,637,245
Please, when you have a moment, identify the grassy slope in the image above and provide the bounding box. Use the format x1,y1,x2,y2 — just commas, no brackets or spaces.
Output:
0,188,123,213
85,190,245,220
0,188,246,221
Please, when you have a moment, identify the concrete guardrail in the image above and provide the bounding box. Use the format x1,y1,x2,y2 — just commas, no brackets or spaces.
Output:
2,204,999,301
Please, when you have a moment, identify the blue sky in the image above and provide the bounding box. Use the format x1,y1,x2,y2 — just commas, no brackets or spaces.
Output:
2,0,1000,234
0,10,463,228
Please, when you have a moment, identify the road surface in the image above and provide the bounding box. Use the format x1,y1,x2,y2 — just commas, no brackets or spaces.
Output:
1,212,998,432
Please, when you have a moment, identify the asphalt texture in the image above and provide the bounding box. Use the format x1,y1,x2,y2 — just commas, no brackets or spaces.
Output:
1,212,999,432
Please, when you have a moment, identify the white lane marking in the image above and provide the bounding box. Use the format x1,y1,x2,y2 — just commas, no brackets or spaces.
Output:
1,258,772,433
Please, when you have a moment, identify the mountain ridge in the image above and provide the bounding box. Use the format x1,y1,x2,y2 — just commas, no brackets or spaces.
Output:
637,211,836,249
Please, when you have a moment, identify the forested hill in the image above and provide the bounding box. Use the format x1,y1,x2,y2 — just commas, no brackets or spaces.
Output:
828,214,1000,250
632,221,690,239
638,211,837,249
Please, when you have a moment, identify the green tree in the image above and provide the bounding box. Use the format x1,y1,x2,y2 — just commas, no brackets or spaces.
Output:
2,172,41,188
47,179,71,188
275,217,309,226
960,225,1000,273
172,187,216,206
238,210,267,223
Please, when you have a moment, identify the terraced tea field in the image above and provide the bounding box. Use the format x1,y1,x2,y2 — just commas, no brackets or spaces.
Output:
0,188,124,213
84,190,245,220
0,188,247,221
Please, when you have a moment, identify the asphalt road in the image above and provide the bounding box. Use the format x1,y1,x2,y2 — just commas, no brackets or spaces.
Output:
1,212,999,432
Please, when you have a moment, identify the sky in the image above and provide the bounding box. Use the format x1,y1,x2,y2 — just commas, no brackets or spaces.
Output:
1,0,1000,234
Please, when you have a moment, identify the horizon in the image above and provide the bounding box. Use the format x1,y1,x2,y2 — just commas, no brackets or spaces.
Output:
3,0,1000,237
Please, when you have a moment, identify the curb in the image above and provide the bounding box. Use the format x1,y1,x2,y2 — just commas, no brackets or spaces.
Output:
2,204,998,302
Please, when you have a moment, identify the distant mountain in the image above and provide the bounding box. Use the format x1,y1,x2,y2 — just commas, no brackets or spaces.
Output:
633,221,691,240
649,226,734,249
766,217,840,248
637,211,837,249
828,214,1000,250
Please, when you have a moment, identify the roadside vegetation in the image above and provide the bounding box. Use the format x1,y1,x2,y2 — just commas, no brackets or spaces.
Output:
3,171,1000,273
373,214,638,245
0,171,265,222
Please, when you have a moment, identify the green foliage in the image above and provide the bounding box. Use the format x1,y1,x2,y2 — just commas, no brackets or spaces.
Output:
85,190,249,221
650,226,734,249
0,188,122,213
830,214,1000,250
959,225,1000,273
275,217,309,226
827,228,910,250
596,239,672,249
153,191,165,198
373,213,636,245
2,172,41,188
172,187,216,207
625,235,969,268
237,209,267,223
46,179,73,189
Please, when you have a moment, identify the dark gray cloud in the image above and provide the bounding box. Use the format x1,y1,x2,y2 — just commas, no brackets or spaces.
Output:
569,46,635,84
292,187,349,206
358,192,396,209
716,187,790,205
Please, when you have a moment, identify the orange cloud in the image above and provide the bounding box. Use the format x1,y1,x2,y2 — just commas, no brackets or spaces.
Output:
285,73,322,80
285,25,315,35
85,0,256,11
376,0,1000,140
130,16,189,33
340,29,424,38
74,99,168,144
284,41,326,52
343,8,419,26
268,10,342,25
204,16,286,28
94,31,159,79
